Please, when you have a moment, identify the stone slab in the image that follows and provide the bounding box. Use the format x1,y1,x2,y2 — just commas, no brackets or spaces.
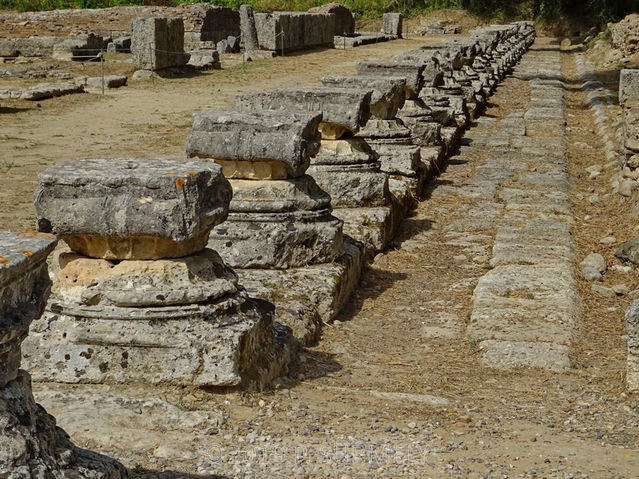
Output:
187,109,322,178
35,158,231,259
320,75,406,119
237,238,364,344
356,61,424,99
234,87,372,137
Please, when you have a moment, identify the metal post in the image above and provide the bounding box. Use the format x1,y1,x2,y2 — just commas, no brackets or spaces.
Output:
100,49,104,96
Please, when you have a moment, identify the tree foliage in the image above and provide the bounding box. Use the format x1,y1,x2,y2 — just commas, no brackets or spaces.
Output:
0,0,637,25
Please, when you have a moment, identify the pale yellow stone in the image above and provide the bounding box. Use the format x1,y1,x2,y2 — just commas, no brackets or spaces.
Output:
215,159,291,179
62,231,210,260
318,122,350,140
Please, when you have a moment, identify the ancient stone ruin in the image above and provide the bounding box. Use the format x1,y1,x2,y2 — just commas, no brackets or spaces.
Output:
0,231,127,478
253,11,335,53
131,17,188,72
186,108,359,343
23,158,291,388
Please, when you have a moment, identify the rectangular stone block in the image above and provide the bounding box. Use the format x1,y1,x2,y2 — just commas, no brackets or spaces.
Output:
131,17,188,71
356,61,424,99
187,109,322,178
620,69,639,105
35,158,231,260
321,75,406,120
382,13,402,38
234,87,372,137
254,12,335,52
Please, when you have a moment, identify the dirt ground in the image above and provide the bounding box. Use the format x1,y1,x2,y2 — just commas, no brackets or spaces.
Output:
2,31,639,478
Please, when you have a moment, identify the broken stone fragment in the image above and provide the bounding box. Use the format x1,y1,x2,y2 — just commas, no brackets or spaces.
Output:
356,61,425,99
234,87,372,138
312,138,378,165
0,231,56,388
391,51,445,87
357,118,412,139
34,157,231,260
320,75,406,119
187,109,322,178
616,238,639,265
209,175,343,269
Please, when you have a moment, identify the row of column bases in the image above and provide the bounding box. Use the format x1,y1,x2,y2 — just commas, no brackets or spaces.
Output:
0,22,535,476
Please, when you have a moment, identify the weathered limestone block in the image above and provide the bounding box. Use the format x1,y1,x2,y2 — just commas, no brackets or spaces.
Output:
254,12,335,52
307,162,390,208
209,176,343,269
187,109,322,178
625,300,639,392
391,51,445,87
0,231,127,478
24,248,290,387
25,158,291,388
369,143,421,177
187,50,221,69
237,238,364,344
356,61,424,99
308,3,355,36
234,87,372,138
0,36,63,57
35,158,232,260
357,118,412,140
240,4,259,51
308,137,390,207
624,103,639,153
382,13,403,38
0,232,56,388
320,75,406,120
131,17,188,71
397,98,443,147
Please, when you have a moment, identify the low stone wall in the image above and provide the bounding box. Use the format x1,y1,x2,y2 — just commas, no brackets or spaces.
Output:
254,11,335,53
0,34,102,59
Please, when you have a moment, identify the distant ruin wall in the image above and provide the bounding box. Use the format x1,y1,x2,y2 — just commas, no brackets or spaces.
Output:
254,12,335,53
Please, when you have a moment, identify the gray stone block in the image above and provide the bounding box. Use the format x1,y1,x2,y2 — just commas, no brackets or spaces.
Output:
131,16,189,71
240,4,259,51
227,35,240,52
356,61,425,99
35,158,231,260
321,75,406,119
382,13,403,38
187,49,221,69
86,75,128,88
625,300,639,391
217,39,232,54
0,231,56,388
234,87,372,138
254,11,335,52
23,253,292,387
209,175,343,269
391,51,445,86
187,109,322,178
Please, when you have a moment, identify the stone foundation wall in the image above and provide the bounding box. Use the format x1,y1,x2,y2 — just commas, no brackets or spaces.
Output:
254,12,335,53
